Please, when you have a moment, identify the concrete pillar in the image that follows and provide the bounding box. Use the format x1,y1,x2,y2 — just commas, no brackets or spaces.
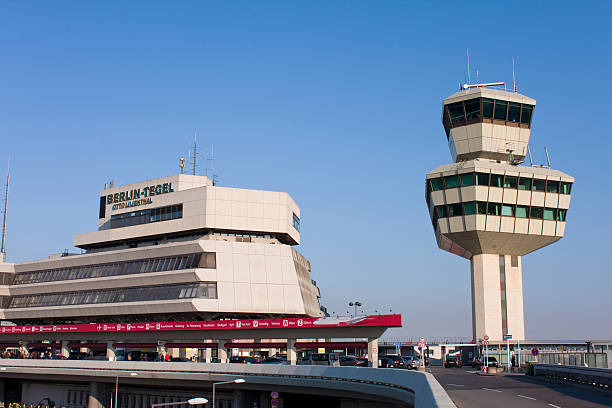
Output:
158,342,167,361
106,342,116,361
287,339,297,365
61,340,70,358
179,347,186,359
205,346,212,363
218,340,228,363
88,382,111,408
471,254,525,342
368,338,379,368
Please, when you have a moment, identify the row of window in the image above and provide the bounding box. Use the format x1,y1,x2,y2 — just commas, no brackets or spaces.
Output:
13,253,212,285
443,97,534,137
109,204,183,229
434,202,567,221
8,283,217,309
429,172,572,194
293,213,300,232
213,232,265,238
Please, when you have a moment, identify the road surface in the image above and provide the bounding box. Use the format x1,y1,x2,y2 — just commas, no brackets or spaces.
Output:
429,366,612,408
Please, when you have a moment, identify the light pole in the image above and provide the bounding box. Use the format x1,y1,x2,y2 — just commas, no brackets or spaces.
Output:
113,372,137,408
348,301,362,317
152,397,208,408
212,379,245,408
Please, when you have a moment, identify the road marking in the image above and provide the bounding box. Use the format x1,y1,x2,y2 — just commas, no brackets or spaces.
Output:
548,404,561,408
517,395,536,400
446,383,465,387
481,387,502,393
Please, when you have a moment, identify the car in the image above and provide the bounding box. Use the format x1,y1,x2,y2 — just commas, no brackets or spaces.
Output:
261,355,289,365
402,355,421,370
310,352,340,366
229,356,261,364
378,355,406,369
444,355,462,368
355,357,369,367
340,355,358,366
472,356,498,368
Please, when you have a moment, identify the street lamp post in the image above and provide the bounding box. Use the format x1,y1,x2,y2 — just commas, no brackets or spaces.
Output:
212,379,245,408
113,372,137,408
152,398,208,408
348,301,362,317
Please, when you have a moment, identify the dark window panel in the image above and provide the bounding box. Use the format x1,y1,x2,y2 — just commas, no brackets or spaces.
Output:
557,209,567,221
490,174,503,188
464,98,481,121
482,98,494,118
435,205,448,218
448,203,463,217
546,180,560,194
445,175,459,188
508,102,521,123
487,203,501,216
429,178,444,191
475,173,489,186
460,173,475,187
476,201,487,214
560,182,572,195
543,208,556,221
520,105,533,125
532,179,545,191
518,177,531,191
494,100,508,120
448,102,465,125
530,206,543,219
464,202,475,215
504,176,517,189
516,205,529,218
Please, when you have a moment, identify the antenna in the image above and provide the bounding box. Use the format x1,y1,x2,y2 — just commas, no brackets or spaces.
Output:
512,57,517,92
467,49,471,84
476,69,479,84
527,145,534,167
544,147,551,168
191,131,198,176
1,156,10,258
205,145,219,185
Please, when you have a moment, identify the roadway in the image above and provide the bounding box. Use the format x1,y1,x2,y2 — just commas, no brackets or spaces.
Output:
428,366,612,408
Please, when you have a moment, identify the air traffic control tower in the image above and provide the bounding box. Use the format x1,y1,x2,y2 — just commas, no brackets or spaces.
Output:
425,83,574,342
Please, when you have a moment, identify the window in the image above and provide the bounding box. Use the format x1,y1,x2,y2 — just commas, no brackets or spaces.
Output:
530,206,543,219
490,174,503,188
476,201,487,214
482,98,494,118
448,102,465,125
460,173,475,187
292,213,300,231
435,205,448,218
430,178,444,191
543,208,556,221
504,176,517,189
532,179,545,191
110,204,183,229
560,182,572,195
508,102,521,123
494,100,507,120
463,202,475,215
445,175,459,188
521,105,533,124
546,180,559,194
515,205,529,218
557,209,567,221
475,173,489,186
487,202,501,216
464,99,481,121
448,203,463,217
501,205,515,217
518,177,531,190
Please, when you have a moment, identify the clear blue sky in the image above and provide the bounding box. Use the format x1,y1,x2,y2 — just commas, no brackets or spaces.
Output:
1,2,610,340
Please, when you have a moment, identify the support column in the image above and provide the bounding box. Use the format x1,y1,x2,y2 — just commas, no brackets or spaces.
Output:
106,342,116,361
61,340,70,358
218,340,228,363
287,339,297,366
471,254,525,342
205,346,212,363
88,382,111,408
367,338,378,368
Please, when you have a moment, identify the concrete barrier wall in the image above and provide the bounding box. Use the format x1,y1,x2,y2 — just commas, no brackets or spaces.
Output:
533,364,612,388
0,360,456,408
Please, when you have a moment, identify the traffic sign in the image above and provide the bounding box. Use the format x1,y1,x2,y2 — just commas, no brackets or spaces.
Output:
502,334,512,340
271,392,279,399
271,399,278,407
484,340,489,346
531,348,539,357
483,334,489,341
419,337,426,343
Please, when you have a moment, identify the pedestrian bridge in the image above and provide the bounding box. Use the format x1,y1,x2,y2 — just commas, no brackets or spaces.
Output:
0,360,455,408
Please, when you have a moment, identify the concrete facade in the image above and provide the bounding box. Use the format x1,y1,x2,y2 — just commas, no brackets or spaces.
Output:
427,86,574,343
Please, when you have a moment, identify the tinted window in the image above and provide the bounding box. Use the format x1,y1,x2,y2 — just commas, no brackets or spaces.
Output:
516,205,528,218
448,203,463,217
494,101,507,120
501,205,514,216
476,201,487,214
482,98,494,118
532,179,545,191
560,182,572,194
464,99,481,121
530,207,543,219
557,209,567,221
445,175,459,188
435,205,447,218
430,178,444,191
504,176,517,189
487,203,501,216
518,177,531,190
508,102,521,122
448,102,465,125
490,174,503,188
546,180,559,194
544,208,556,221
464,202,475,215
521,105,533,124
460,173,475,187
475,173,489,186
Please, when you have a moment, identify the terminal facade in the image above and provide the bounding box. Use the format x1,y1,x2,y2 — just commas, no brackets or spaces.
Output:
425,86,574,342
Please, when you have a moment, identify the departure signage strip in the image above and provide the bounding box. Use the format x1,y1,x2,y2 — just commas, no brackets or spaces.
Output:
0,314,401,335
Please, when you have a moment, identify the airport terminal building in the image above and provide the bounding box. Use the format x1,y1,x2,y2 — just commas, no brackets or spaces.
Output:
0,174,325,325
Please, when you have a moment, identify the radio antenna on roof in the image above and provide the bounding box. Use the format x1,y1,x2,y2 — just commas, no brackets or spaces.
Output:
190,131,198,176
467,49,471,84
512,57,517,93
1,156,10,259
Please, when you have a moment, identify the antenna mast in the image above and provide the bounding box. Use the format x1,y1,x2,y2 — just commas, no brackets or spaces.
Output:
191,132,198,176
512,57,517,92
1,157,10,258
467,49,471,83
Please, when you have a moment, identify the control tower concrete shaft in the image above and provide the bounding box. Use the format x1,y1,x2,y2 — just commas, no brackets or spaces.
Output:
425,86,574,342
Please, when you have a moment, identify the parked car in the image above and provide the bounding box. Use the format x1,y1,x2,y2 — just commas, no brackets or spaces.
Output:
229,356,261,364
261,354,289,365
310,352,340,366
340,355,358,366
379,355,406,369
402,355,421,370
444,355,462,368
472,356,498,368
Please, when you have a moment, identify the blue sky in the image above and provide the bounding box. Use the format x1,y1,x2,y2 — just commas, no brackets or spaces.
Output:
1,1,610,339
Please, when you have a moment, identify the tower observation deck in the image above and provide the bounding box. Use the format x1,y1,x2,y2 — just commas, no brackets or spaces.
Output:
426,86,574,342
